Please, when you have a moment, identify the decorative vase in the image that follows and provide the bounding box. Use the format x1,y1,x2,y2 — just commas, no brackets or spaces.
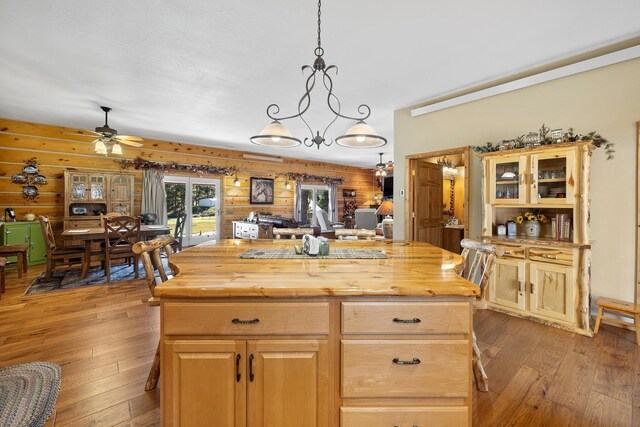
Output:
524,221,541,238
25,212,36,222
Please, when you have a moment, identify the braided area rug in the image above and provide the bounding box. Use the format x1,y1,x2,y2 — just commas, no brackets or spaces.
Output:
0,362,61,427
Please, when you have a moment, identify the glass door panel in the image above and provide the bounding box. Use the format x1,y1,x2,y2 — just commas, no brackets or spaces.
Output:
531,150,575,205
494,161,520,200
89,175,106,201
300,185,330,227
71,174,89,201
165,181,187,238
191,182,218,245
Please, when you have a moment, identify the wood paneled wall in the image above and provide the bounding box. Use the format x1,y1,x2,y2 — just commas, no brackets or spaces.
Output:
0,119,376,239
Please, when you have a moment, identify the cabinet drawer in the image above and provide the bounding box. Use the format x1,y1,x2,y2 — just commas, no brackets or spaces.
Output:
341,340,469,398
64,218,101,228
341,406,468,427
163,302,329,335
528,247,573,266
501,245,525,260
342,302,470,335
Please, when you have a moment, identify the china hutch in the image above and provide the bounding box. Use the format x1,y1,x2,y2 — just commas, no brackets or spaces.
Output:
479,142,592,336
63,170,135,237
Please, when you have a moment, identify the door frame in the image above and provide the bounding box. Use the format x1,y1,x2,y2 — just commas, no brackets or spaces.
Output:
406,147,471,242
163,175,222,246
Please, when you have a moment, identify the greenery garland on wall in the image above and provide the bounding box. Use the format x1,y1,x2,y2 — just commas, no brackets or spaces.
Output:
281,172,344,185
472,124,614,159
117,156,238,175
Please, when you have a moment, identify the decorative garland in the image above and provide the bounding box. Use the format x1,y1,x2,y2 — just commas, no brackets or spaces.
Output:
472,124,614,159
116,156,238,176
281,172,344,185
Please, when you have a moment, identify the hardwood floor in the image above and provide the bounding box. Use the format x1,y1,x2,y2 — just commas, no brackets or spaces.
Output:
1,265,638,426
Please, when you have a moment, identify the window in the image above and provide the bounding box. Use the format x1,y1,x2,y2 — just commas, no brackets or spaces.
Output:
300,184,330,227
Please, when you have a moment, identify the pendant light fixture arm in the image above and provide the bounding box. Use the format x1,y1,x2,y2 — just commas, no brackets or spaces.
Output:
265,66,317,122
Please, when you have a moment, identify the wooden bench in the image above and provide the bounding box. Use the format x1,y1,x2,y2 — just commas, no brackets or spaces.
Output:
0,245,28,278
335,229,376,240
594,297,640,345
272,228,315,239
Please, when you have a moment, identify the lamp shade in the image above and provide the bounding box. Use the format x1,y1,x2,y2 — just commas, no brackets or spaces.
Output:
375,199,394,216
335,121,387,148
111,142,123,155
250,121,301,148
94,139,107,155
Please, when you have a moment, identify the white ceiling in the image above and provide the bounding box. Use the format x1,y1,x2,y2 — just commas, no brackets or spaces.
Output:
1,0,639,167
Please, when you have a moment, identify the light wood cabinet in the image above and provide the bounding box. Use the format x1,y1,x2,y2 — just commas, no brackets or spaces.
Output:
480,142,592,336
161,298,473,426
63,170,135,239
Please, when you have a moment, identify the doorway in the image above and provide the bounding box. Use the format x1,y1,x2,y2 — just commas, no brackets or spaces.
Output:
299,184,330,226
407,147,470,253
164,176,221,246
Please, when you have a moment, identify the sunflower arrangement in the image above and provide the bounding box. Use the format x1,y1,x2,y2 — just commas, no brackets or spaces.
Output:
516,210,549,224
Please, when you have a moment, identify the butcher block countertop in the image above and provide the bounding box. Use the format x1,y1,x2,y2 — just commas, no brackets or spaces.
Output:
156,239,479,298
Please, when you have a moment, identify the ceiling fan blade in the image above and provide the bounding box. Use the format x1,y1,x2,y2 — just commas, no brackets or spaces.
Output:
116,138,143,147
62,130,101,138
117,135,144,142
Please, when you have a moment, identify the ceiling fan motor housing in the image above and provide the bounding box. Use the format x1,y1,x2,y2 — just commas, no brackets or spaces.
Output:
94,125,117,136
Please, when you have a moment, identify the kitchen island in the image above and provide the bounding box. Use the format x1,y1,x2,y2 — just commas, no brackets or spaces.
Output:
157,239,478,427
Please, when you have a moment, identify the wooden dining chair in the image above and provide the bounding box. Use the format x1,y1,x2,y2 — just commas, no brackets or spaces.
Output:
132,236,180,391
0,257,6,299
456,238,505,392
39,216,87,280
99,212,124,228
104,216,141,282
171,212,187,252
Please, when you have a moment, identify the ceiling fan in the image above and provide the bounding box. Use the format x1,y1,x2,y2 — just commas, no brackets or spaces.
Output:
374,153,394,177
73,106,143,155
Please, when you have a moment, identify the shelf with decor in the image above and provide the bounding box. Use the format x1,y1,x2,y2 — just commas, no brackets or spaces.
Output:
479,141,593,336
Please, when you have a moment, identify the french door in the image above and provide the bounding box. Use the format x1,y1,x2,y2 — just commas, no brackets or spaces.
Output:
164,176,221,246
300,184,330,226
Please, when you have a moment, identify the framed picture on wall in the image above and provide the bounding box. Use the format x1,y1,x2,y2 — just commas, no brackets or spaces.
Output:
250,177,274,204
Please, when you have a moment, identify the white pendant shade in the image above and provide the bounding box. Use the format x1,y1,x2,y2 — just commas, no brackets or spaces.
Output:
335,121,387,148
95,139,107,155
250,121,301,148
111,142,123,155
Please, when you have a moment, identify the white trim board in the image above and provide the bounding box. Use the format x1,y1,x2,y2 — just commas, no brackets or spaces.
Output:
411,45,640,117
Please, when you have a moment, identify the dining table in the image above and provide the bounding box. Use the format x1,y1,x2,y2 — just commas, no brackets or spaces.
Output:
61,225,171,279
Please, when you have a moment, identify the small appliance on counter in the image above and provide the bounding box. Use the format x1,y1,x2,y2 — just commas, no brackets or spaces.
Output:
140,213,158,225
4,207,16,222
507,220,517,237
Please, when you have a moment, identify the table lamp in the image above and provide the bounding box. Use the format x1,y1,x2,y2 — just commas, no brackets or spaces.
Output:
375,200,394,239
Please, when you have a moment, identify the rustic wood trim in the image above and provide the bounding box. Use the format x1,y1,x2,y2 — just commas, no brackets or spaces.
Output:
476,140,594,158
637,121,640,303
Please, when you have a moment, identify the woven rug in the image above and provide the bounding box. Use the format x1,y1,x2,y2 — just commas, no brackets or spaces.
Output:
0,362,61,427
25,260,170,295
240,248,388,259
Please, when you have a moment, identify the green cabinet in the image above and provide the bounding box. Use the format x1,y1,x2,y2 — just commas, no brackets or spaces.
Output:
0,222,47,265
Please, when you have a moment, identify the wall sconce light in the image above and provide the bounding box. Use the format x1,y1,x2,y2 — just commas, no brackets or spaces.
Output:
234,175,240,187
285,180,292,190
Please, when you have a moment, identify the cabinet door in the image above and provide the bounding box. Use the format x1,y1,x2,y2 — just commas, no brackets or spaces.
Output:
489,155,527,205
530,149,575,205
164,340,246,427
110,174,133,202
88,174,107,201
489,258,526,311
247,340,328,427
27,223,47,264
529,262,575,323
69,173,90,201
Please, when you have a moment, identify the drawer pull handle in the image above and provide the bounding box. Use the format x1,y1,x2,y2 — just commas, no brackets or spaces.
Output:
232,318,260,324
392,357,421,365
249,354,255,382
392,317,421,324
235,354,241,382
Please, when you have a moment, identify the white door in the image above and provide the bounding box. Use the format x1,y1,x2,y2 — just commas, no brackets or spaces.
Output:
164,176,221,247
300,184,330,226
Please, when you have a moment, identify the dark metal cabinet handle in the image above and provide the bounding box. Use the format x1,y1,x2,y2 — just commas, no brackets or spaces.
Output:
392,317,421,324
249,354,255,382
235,354,241,382
392,357,421,365
232,318,260,324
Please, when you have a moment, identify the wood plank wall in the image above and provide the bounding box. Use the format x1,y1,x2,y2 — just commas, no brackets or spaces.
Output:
0,118,377,239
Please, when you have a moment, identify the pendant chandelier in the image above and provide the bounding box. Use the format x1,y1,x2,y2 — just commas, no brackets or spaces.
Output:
374,153,393,177
250,0,387,150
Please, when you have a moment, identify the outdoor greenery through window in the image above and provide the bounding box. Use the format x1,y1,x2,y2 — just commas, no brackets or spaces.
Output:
300,185,329,226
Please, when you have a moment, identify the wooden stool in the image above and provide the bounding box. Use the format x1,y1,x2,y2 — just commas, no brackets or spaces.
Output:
0,246,28,278
594,297,640,345
0,257,6,297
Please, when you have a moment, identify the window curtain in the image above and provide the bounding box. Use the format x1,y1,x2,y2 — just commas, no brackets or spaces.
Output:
294,181,303,222
328,183,337,222
141,169,167,225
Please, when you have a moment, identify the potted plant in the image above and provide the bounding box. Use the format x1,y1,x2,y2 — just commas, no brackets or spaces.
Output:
516,210,549,238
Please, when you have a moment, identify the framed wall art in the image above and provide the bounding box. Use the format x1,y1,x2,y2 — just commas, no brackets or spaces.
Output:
250,177,274,204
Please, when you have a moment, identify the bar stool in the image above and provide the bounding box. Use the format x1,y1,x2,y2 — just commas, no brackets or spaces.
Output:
594,297,640,345
0,246,28,278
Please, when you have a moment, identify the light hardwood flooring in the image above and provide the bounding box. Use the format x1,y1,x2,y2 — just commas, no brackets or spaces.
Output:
0,265,638,426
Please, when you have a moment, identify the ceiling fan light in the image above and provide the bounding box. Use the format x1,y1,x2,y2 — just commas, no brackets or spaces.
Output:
111,142,123,155
335,121,387,148
250,121,301,148
95,139,107,155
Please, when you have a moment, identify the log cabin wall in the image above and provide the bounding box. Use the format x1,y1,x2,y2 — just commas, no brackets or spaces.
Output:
0,118,376,239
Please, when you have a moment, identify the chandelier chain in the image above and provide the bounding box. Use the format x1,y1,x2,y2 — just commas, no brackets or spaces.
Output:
317,0,322,50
